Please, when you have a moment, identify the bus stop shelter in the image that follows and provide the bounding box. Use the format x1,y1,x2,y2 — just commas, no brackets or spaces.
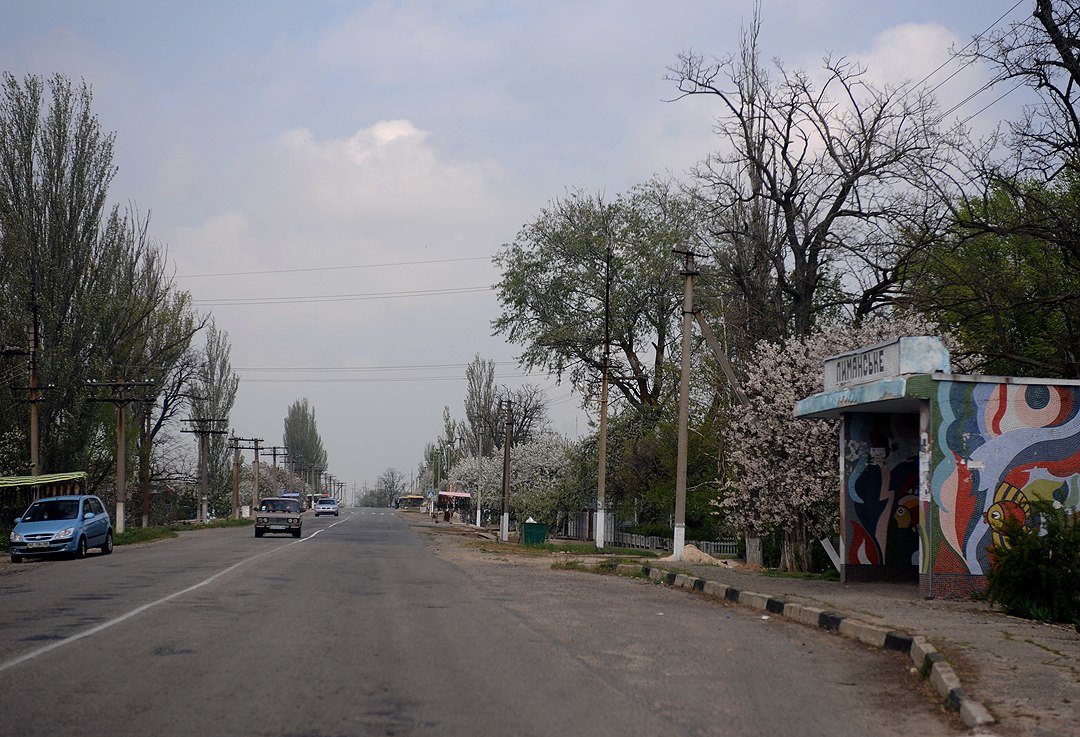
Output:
795,337,1080,599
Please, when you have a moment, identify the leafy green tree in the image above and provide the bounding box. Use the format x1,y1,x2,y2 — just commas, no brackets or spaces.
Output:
902,181,1080,377
493,178,694,409
0,73,201,484
463,354,498,455
282,397,327,478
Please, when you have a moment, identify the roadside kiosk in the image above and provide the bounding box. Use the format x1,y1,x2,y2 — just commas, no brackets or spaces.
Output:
795,336,1080,599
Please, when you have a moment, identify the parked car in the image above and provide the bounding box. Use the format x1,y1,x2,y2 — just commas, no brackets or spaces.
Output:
254,497,303,537
9,495,113,563
314,497,339,517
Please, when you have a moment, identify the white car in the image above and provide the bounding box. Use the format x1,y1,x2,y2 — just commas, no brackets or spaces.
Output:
314,498,339,517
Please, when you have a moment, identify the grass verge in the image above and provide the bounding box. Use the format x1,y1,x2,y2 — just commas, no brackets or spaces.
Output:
115,517,253,546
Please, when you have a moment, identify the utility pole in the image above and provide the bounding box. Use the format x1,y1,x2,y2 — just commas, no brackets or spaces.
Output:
27,317,39,476
265,446,287,496
140,400,154,528
231,434,240,519
88,379,154,535
500,399,513,542
181,418,228,523
2,341,41,480
231,435,263,517
475,426,483,528
672,249,699,561
596,242,613,549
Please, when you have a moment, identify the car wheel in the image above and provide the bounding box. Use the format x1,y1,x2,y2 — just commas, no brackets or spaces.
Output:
10,554,21,564
293,529,302,538
255,529,264,538
74,536,87,559
101,531,114,555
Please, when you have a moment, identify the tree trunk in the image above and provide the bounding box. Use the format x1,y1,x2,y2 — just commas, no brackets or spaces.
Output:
744,529,763,567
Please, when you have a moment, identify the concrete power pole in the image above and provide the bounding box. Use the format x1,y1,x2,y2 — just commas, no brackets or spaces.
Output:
87,379,154,535
181,418,228,523
595,243,612,550
672,249,699,561
231,435,263,517
500,400,513,542
27,318,39,477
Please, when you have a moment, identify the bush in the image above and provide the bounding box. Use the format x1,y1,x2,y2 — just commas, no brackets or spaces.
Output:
986,500,1080,630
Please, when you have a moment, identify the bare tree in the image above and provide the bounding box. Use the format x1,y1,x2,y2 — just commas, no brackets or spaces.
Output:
948,0,1080,256
669,8,947,343
189,321,239,516
501,384,550,448
375,467,404,508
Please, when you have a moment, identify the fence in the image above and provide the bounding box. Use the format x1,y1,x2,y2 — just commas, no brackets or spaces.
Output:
562,511,739,557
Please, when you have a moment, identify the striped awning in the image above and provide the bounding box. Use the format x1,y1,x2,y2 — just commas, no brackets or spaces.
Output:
0,472,88,489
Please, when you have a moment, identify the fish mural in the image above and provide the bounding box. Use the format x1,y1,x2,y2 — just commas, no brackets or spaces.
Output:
894,494,919,529
932,382,1080,575
983,482,1031,548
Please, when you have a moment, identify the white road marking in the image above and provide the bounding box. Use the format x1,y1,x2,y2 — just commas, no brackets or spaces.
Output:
0,521,348,673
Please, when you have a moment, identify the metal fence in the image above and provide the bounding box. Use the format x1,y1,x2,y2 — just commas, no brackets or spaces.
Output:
563,512,739,557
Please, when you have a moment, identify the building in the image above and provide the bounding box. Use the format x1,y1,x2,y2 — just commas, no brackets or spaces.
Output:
795,336,1080,599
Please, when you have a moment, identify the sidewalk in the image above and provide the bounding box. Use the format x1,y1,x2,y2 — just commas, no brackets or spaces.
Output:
619,556,1079,737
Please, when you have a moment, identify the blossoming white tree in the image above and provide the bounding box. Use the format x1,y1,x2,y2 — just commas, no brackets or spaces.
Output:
720,314,946,571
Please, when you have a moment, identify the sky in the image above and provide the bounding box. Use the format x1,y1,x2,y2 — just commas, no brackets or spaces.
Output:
1,0,1028,496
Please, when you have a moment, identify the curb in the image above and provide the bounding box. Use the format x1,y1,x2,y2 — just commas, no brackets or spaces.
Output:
612,563,996,731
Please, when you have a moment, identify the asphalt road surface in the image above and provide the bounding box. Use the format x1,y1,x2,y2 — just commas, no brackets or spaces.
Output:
0,509,959,737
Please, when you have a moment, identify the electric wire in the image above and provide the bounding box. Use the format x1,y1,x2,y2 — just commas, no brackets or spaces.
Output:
195,285,493,306
898,0,1025,100
178,255,493,279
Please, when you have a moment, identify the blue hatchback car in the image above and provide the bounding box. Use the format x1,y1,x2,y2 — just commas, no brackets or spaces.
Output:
9,495,114,563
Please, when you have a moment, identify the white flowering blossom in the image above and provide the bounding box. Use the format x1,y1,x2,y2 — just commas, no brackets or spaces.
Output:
720,314,947,569
510,433,573,523
448,432,574,524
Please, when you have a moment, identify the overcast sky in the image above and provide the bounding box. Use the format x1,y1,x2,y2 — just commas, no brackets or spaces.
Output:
1,1,1024,495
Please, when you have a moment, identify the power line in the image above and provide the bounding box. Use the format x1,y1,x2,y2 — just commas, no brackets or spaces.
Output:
238,372,536,384
235,361,518,372
194,285,493,306
959,79,1027,124
178,255,493,279
899,0,1025,100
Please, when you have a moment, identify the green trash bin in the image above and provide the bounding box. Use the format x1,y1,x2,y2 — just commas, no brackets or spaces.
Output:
522,522,548,545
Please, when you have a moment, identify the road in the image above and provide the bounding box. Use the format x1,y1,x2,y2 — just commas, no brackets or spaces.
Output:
0,509,960,737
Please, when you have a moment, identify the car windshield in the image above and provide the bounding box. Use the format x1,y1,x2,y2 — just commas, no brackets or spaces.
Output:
262,500,299,513
318,500,334,505
21,499,80,522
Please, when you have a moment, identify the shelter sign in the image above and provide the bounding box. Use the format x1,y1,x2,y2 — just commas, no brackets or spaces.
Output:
822,336,949,392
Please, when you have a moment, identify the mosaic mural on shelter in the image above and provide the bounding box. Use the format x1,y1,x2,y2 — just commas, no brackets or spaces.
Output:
930,381,1080,576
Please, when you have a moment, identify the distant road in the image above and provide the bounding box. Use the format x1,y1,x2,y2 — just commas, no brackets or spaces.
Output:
0,510,956,737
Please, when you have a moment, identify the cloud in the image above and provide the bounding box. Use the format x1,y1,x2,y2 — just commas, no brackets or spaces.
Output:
316,2,498,83
261,118,523,252
851,22,992,122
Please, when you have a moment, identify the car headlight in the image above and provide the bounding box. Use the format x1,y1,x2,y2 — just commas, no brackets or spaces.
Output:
55,527,76,539
289,517,299,524
10,531,24,543
257,517,268,524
